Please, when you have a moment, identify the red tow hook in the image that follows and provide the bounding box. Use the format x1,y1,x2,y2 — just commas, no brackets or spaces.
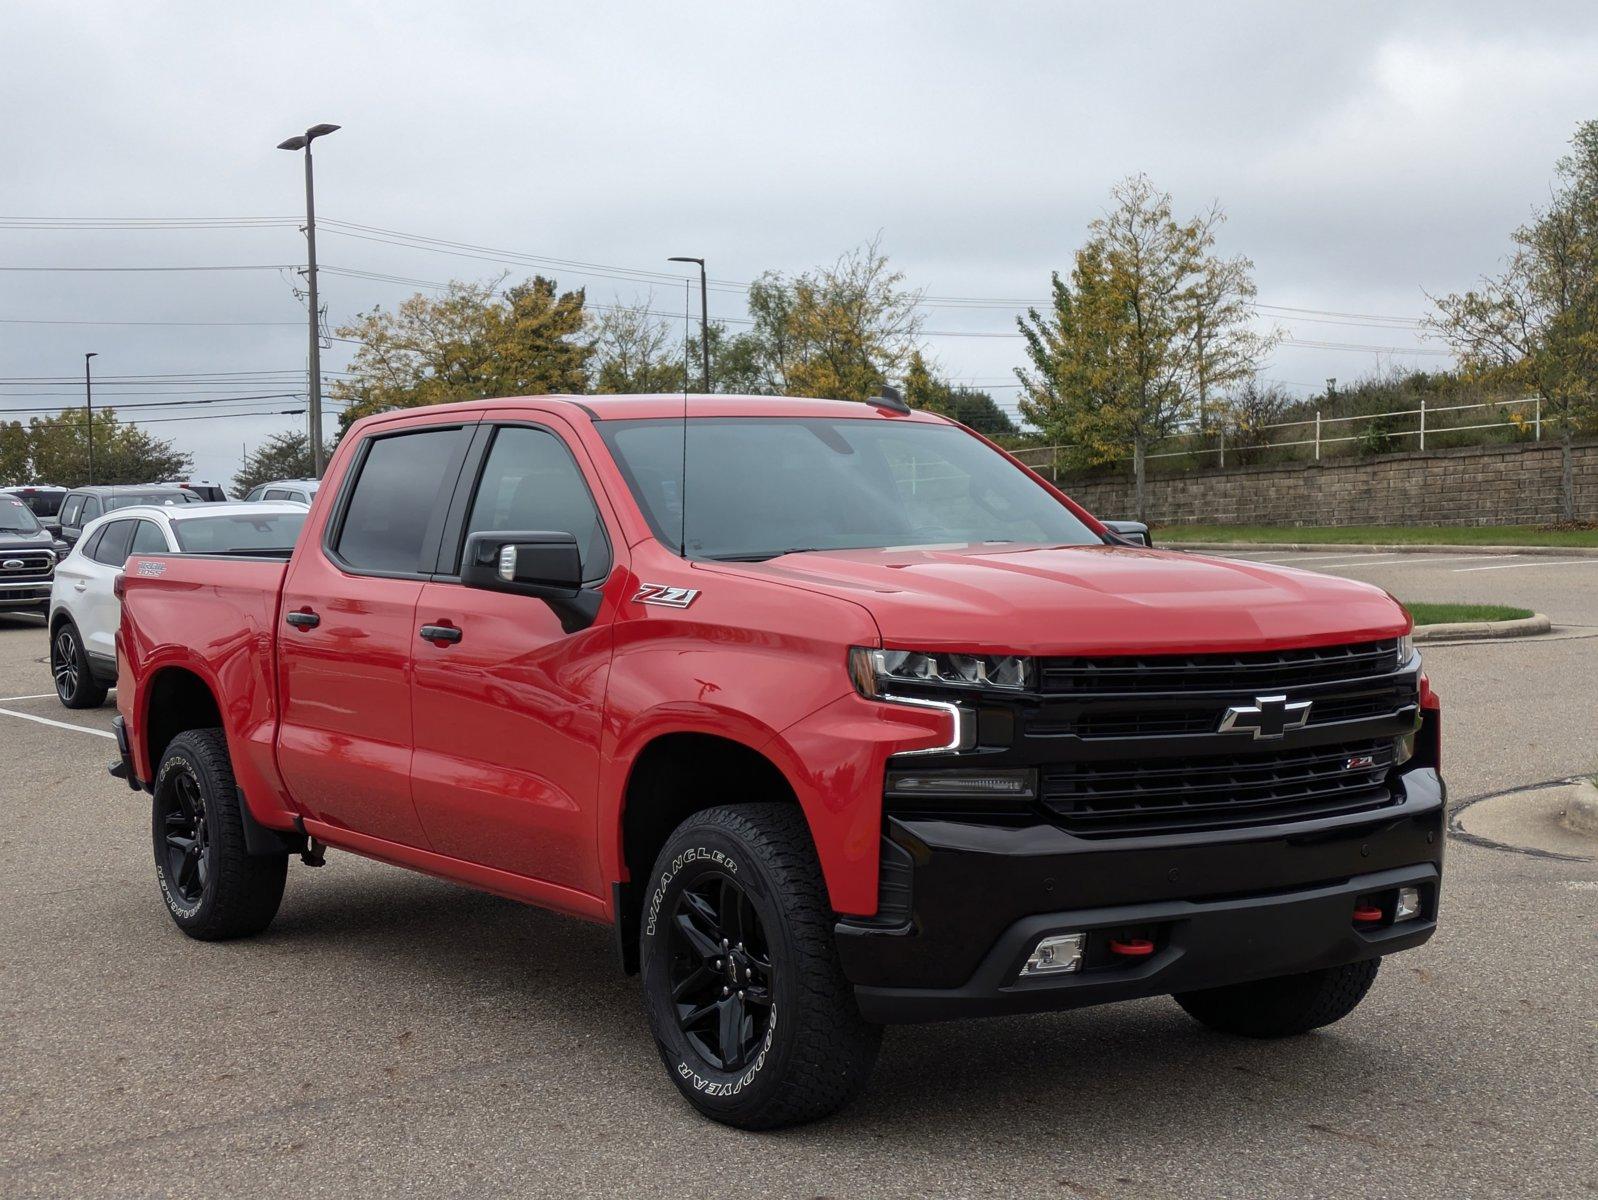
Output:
1352,903,1384,924
1107,937,1156,958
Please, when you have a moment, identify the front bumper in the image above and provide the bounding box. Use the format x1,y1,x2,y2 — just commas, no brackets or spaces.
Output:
839,766,1444,1023
0,582,51,608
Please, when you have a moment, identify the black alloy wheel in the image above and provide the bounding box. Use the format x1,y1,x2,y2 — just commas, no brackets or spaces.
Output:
668,873,775,1072
156,764,210,907
50,625,79,700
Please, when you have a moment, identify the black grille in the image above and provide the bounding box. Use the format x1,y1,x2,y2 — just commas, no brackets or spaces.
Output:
1039,639,1402,696
1041,739,1397,837
1042,682,1419,741
0,549,54,583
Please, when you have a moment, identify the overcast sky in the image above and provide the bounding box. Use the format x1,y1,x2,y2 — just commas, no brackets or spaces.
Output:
5,1,1598,486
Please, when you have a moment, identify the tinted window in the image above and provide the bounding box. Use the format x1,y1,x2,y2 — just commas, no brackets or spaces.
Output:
59,496,83,528
81,497,102,523
462,426,611,581
174,512,306,554
130,520,169,554
264,489,290,501
79,526,106,559
599,418,1099,560
245,486,265,502
90,520,136,567
334,428,469,573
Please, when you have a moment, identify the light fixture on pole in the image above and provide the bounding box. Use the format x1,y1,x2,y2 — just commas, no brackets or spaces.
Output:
83,352,98,485
277,122,340,477
667,256,710,393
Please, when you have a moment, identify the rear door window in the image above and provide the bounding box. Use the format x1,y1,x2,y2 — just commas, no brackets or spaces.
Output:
81,497,102,523
333,426,471,574
89,520,135,567
129,520,169,555
264,489,291,501
59,496,83,528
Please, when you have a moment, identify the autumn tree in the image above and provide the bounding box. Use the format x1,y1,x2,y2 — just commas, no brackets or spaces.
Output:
1017,176,1270,518
0,421,28,486
590,299,687,393
21,409,190,485
1428,120,1598,520
1225,378,1294,465
715,239,924,401
902,350,1018,438
234,431,314,495
333,275,591,425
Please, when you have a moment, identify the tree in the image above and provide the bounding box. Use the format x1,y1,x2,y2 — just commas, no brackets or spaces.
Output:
333,276,592,425
901,350,1018,438
0,421,28,486
715,239,925,401
21,409,190,485
234,431,314,495
590,299,687,393
1017,176,1269,518
1224,378,1293,465
1429,120,1598,521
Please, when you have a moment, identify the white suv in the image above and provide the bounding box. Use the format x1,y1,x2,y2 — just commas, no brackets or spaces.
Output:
48,502,308,708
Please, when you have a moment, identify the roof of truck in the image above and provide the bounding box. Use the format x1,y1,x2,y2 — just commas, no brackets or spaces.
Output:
363,394,950,425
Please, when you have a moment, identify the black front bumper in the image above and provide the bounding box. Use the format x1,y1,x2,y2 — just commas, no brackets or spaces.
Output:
838,766,1444,1023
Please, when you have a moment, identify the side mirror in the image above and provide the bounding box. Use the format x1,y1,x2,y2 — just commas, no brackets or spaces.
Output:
461,530,583,598
1102,520,1152,548
44,520,61,537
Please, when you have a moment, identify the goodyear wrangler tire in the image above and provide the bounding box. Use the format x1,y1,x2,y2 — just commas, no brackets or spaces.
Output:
1174,958,1380,1038
152,729,287,940
639,804,882,1129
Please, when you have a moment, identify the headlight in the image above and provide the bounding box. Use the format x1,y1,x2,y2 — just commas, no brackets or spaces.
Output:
1398,633,1417,663
849,647,1032,696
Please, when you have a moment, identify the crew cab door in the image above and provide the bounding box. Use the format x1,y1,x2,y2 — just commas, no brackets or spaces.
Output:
409,419,620,899
276,421,475,848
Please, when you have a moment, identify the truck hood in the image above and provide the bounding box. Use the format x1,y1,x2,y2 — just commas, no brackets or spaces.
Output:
708,543,1409,656
0,530,54,551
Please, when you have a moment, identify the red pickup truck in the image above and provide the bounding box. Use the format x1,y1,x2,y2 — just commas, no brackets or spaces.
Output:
114,393,1444,1128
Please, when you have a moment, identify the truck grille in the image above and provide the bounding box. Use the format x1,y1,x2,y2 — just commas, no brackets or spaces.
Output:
0,550,55,584
1038,639,1403,696
1041,739,1397,837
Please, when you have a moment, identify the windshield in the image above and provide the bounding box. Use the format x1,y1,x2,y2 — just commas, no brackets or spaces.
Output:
1,497,43,534
599,417,1100,560
172,512,307,554
105,492,190,511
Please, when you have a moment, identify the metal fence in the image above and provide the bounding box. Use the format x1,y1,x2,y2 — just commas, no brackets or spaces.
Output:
1010,395,1547,474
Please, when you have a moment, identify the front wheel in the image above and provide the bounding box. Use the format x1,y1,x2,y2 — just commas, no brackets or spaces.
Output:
1174,958,1380,1038
152,728,287,940
51,620,107,709
639,804,881,1129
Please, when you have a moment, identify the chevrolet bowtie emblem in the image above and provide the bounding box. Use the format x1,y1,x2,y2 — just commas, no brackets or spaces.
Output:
1218,694,1313,739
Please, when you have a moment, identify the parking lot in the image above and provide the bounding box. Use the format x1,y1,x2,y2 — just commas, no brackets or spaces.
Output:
1,549,1594,1199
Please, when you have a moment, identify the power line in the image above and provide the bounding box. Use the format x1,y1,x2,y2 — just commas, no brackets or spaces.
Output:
0,264,298,273
0,317,302,328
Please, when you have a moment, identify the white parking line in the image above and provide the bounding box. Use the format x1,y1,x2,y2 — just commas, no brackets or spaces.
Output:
0,706,115,739
1311,555,1515,569
1452,559,1595,573
1310,558,1423,568
0,693,59,702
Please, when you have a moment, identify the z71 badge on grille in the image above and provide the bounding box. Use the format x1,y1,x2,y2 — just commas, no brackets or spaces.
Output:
634,583,699,609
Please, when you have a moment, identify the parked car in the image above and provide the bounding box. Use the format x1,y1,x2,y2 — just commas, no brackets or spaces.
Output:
1,484,70,520
114,394,1443,1130
159,478,229,502
242,478,319,504
0,493,59,618
48,485,203,549
49,502,307,707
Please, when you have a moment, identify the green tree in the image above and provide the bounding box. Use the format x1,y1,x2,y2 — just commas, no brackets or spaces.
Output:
902,351,1018,438
234,431,314,495
0,421,29,486
333,276,592,425
1429,120,1598,520
590,299,687,393
23,409,190,485
716,239,924,401
1017,176,1268,518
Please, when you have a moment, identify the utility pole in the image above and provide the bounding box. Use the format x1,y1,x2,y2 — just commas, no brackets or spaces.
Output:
277,123,340,477
668,256,710,392
84,352,98,485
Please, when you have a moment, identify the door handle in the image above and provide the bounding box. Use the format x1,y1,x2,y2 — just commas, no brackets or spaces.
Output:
419,622,462,645
74,581,87,591
285,610,321,630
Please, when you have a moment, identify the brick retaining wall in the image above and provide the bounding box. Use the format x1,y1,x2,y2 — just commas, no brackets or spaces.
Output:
1049,440,1598,527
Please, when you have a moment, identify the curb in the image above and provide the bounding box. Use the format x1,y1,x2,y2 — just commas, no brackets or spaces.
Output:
1563,779,1598,837
1168,541,1598,557
1410,612,1551,642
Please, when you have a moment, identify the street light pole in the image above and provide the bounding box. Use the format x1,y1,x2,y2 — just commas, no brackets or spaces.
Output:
83,352,98,485
667,256,710,393
277,122,341,477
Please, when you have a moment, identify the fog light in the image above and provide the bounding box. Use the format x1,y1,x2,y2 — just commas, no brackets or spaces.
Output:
1394,886,1422,923
1021,933,1084,976
886,768,1036,799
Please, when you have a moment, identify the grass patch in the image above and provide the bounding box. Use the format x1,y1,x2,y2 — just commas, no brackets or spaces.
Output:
1404,602,1533,626
1156,524,1598,548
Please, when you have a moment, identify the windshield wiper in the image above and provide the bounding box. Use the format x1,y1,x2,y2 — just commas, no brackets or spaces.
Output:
706,547,833,562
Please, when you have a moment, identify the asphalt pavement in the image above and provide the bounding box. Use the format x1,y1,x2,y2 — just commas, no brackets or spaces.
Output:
0,549,1594,1199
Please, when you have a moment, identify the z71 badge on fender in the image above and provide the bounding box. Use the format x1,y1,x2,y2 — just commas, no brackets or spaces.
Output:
634,583,700,609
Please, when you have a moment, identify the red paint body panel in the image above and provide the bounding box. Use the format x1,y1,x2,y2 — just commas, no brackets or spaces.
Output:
117,393,1419,928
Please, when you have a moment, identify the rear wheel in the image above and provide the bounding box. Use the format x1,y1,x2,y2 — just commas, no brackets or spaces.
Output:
639,804,881,1129
152,729,287,940
1174,959,1380,1038
51,620,107,709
